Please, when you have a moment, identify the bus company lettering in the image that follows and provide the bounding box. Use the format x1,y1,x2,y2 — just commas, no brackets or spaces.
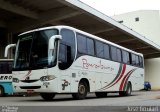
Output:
0,76,12,80
82,58,114,71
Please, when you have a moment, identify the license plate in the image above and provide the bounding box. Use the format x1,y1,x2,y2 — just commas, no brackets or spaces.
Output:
27,90,34,93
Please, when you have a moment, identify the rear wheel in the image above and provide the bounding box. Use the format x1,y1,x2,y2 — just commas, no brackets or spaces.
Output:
40,93,56,101
95,92,108,98
72,81,88,100
0,86,5,97
119,83,132,96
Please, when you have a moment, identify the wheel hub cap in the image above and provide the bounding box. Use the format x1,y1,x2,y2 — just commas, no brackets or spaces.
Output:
79,85,85,94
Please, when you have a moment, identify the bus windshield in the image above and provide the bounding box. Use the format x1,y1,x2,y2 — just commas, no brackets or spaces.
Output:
13,29,58,70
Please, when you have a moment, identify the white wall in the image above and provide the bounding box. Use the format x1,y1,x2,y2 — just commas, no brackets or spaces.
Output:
145,58,160,90
113,10,160,43
112,10,160,90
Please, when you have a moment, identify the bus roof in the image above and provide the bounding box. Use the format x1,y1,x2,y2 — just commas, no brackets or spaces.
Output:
19,25,143,57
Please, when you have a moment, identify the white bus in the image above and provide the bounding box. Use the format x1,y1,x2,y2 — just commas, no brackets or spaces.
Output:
5,26,144,100
0,59,13,96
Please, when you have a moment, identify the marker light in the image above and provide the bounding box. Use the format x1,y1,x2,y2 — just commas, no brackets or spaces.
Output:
13,78,19,83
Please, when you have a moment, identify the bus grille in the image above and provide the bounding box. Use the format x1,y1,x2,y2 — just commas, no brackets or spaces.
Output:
21,80,39,83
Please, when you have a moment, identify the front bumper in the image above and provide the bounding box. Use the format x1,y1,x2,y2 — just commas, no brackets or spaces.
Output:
13,80,58,93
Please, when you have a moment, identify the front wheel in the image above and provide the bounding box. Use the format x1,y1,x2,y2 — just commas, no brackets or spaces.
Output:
40,93,56,101
0,86,5,97
72,81,88,100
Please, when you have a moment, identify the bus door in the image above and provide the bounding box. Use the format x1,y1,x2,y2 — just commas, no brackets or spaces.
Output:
58,43,72,92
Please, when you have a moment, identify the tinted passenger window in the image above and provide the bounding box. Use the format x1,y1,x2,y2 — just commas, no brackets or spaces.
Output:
87,38,95,56
0,61,12,74
111,46,122,62
135,55,139,66
77,34,95,56
95,41,110,59
96,41,104,58
131,54,136,66
139,56,144,68
117,49,122,62
104,44,110,59
111,46,117,61
122,50,130,64
59,29,75,70
77,34,87,54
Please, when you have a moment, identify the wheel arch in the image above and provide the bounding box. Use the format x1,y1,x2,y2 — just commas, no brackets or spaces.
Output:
0,85,5,96
0,85,4,91
79,78,90,92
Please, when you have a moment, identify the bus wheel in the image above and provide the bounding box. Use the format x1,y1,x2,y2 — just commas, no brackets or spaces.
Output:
95,92,107,98
119,83,132,96
40,93,56,101
0,86,5,97
72,81,88,100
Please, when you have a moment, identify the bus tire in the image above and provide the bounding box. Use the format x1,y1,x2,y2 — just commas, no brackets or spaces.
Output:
95,92,107,98
40,93,56,101
72,81,88,100
119,82,132,96
0,86,5,97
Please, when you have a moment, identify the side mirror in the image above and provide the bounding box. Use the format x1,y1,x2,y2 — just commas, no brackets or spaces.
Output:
49,35,62,50
4,44,16,58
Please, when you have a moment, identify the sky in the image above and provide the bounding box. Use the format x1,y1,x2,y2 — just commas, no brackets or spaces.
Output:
80,0,160,16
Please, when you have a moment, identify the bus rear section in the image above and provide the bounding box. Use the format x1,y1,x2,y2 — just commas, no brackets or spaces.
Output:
0,59,13,96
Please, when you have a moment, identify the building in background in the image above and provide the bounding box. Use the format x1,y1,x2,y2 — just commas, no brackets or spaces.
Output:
112,10,160,90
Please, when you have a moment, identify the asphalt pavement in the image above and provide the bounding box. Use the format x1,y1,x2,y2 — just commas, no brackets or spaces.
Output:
0,91,160,112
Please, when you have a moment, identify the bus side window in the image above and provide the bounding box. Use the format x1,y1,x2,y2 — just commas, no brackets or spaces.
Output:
104,44,110,60
135,55,140,67
129,53,132,65
0,62,2,74
87,38,95,56
111,46,122,62
122,50,130,64
117,48,122,62
95,41,104,58
77,34,87,56
77,34,95,57
0,61,12,74
111,46,117,61
131,54,136,66
139,56,143,68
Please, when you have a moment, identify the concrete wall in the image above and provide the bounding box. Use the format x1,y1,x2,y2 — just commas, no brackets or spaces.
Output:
113,10,160,43
112,10,160,90
145,58,160,90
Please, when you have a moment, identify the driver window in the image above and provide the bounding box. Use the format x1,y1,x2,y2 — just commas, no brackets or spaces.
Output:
59,29,75,70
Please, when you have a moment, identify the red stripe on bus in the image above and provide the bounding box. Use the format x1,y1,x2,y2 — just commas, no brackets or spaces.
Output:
23,70,32,79
119,69,134,91
98,64,123,90
104,64,126,89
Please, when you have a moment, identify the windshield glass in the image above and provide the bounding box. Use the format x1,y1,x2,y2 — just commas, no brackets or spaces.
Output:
13,29,58,70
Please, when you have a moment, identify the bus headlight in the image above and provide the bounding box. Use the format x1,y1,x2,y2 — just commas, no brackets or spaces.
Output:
40,75,56,81
13,78,19,83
